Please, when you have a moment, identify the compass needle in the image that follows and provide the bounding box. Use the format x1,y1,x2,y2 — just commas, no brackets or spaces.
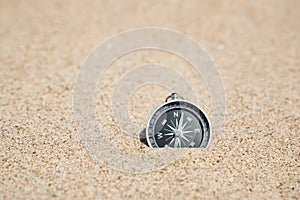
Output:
182,121,188,130
178,138,181,147
167,124,176,131
169,137,175,146
174,138,179,148
181,135,190,142
182,130,193,134
171,120,175,128
178,113,184,130
165,136,173,141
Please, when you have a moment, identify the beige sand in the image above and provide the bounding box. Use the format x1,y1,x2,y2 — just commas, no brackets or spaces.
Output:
0,0,299,199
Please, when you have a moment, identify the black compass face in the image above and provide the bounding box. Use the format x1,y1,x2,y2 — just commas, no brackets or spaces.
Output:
146,101,210,148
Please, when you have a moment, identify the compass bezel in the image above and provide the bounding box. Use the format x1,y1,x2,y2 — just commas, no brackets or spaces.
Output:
146,100,211,148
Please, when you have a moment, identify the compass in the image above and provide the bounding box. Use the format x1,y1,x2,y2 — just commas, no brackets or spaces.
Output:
146,93,210,148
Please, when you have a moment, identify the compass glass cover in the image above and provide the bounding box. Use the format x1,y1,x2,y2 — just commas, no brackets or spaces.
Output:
147,101,210,148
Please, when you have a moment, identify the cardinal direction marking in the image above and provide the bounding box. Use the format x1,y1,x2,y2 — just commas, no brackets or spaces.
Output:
190,141,195,147
164,128,172,132
161,119,167,126
174,111,179,118
157,132,164,139
194,129,201,134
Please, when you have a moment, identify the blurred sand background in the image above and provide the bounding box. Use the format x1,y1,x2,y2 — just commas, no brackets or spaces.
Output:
0,0,299,199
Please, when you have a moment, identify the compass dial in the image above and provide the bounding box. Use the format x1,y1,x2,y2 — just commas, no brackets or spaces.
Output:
146,100,210,148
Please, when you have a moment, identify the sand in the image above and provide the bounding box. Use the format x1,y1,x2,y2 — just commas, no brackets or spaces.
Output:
0,0,299,199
